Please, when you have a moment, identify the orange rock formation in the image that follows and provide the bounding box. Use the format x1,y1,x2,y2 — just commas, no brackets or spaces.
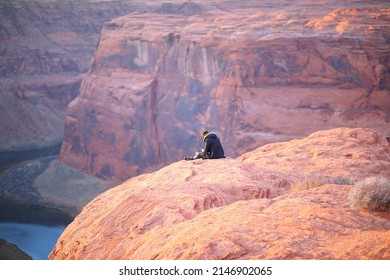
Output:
59,1,390,181
49,127,390,260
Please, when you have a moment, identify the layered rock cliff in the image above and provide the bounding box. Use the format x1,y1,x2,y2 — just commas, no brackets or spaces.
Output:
0,0,217,223
49,127,390,260
0,0,152,151
59,0,390,181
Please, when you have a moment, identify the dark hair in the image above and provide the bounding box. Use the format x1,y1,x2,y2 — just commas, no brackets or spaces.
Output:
202,130,209,136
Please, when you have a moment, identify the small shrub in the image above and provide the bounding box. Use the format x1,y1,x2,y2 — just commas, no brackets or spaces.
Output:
349,177,390,212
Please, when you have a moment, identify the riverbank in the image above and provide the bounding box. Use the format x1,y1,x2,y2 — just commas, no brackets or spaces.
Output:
0,196,73,225
0,145,62,175
0,148,116,259
0,238,32,260
0,155,115,219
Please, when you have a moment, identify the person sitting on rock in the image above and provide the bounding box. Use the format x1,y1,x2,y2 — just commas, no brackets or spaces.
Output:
185,130,225,160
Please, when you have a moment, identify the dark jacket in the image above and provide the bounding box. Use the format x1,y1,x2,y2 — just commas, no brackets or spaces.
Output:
203,132,225,159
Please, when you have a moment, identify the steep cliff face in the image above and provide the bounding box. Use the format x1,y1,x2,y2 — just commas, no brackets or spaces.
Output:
49,127,390,260
0,0,152,151
59,0,390,181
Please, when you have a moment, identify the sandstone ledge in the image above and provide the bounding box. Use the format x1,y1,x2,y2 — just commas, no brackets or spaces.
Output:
50,127,390,260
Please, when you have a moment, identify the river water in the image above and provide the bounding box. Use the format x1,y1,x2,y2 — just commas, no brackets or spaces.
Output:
0,222,65,260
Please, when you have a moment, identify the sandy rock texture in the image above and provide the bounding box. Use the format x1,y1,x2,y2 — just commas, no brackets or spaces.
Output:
59,0,390,181
49,127,390,260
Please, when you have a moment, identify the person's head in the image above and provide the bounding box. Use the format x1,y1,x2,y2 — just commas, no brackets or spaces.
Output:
202,130,209,138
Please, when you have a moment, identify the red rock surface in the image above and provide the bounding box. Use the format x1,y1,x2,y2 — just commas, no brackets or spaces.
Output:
59,0,390,181
49,127,390,260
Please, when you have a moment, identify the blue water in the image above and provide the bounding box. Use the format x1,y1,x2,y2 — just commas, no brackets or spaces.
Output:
0,222,65,260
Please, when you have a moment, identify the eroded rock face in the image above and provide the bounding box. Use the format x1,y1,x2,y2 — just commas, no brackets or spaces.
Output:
0,0,150,151
59,1,390,181
49,127,390,260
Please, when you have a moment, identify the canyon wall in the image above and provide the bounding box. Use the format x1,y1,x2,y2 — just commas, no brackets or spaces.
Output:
0,0,155,152
59,1,390,181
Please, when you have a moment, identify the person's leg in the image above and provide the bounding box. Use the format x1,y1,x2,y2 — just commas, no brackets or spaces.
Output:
185,150,204,160
185,151,198,160
194,149,206,159
193,150,201,159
